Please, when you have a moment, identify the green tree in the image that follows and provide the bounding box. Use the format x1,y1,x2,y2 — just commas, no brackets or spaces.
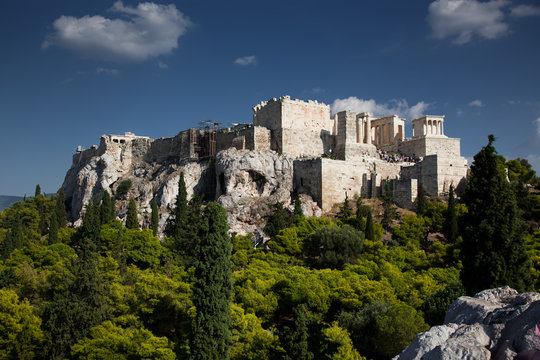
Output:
306,225,364,269
126,198,139,230
35,184,41,197
100,190,114,224
115,179,132,199
151,200,159,236
337,193,353,220
55,187,67,228
2,212,24,259
461,135,531,294
281,304,315,360
264,202,293,239
444,185,458,243
381,185,398,231
294,194,304,222
77,198,101,255
42,256,110,359
71,320,175,360
365,210,375,241
416,183,427,215
191,202,233,360
0,289,44,360
507,158,536,184
48,210,59,244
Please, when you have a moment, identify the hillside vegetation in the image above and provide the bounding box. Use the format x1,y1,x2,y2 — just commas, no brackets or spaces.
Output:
0,136,538,360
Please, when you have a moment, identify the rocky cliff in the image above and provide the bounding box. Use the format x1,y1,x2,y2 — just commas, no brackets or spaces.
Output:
62,134,321,237
394,286,540,360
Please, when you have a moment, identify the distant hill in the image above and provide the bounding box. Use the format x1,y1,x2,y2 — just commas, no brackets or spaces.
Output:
0,195,24,211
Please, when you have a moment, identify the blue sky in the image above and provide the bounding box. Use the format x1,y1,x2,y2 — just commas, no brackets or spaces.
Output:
1,0,539,196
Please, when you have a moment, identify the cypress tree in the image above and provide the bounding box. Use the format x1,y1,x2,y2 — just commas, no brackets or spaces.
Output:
337,193,353,220
10,212,24,250
55,187,67,228
1,230,14,260
294,194,304,221
355,197,371,231
461,135,531,294
35,184,41,197
191,202,233,360
77,198,101,256
282,304,315,360
445,184,458,243
264,202,293,238
173,172,189,239
365,210,375,241
100,190,113,224
381,185,398,230
126,198,139,230
416,183,427,215
151,200,159,236
48,211,59,244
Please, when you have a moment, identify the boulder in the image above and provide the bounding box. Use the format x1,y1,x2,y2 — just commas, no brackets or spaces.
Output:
394,287,540,360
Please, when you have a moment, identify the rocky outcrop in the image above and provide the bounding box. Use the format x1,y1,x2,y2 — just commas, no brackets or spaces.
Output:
215,148,321,236
394,287,540,360
62,135,320,237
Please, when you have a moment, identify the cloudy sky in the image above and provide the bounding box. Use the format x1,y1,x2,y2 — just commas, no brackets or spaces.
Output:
1,0,539,195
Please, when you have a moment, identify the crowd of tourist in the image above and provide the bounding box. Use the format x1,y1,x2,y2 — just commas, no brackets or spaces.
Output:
377,149,420,163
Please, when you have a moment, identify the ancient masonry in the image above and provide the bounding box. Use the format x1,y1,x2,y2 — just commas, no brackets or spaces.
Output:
64,96,468,231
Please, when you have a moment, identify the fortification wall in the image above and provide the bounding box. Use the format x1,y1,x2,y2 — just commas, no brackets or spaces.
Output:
216,126,271,152
147,131,191,163
253,98,282,130
398,137,460,158
400,154,468,196
276,128,334,156
293,158,323,206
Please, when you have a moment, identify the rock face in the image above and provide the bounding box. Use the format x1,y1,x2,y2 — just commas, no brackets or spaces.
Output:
62,136,321,237
394,287,540,360
215,148,322,237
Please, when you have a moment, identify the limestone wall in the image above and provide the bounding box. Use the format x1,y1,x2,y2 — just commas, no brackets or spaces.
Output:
277,128,333,156
147,131,191,163
400,155,468,196
216,125,271,152
293,158,323,206
398,137,460,158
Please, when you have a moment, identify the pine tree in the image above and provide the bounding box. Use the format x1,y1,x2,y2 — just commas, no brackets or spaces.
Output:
355,197,371,231
151,200,159,237
337,193,353,220
461,135,531,294
191,202,233,360
365,210,375,241
416,183,427,215
126,198,139,230
48,211,59,244
55,187,67,228
100,190,113,224
35,184,41,197
444,184,458,243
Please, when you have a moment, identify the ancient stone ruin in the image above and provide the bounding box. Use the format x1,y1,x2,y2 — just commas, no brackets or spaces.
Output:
62,96,468,234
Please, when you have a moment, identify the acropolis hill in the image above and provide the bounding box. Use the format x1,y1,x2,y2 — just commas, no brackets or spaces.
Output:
62,96,468,235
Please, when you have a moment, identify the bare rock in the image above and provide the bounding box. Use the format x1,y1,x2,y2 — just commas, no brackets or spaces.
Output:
395,287,540,360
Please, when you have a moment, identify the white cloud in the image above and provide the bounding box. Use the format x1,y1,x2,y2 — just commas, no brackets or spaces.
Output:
42,1,191,62
468,99,484,107
331,97,430,120
158,61,168,69
234,56,257,66
96,67,119,75
511,4,540,17
535,117,540,138
426,0,509,44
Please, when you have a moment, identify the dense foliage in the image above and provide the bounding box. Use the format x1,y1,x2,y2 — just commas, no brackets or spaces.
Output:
0,143,538,359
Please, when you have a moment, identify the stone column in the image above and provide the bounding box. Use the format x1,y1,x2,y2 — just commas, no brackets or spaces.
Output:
366,117,371,144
